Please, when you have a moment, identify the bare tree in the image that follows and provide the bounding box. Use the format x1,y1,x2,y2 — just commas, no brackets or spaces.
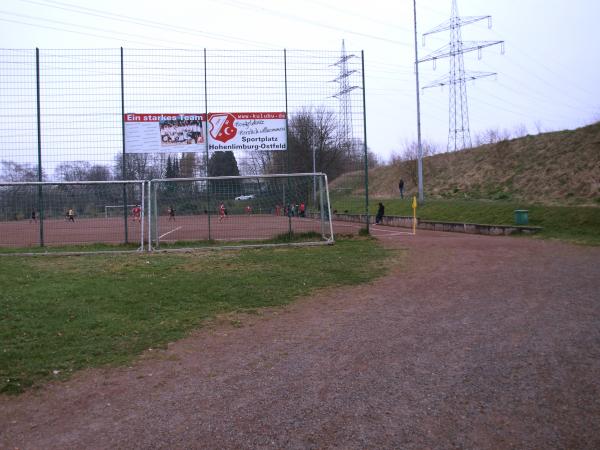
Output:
367,149,380,169
473,128,512,146
239,149,275,176
114,153,163,180
235,107,369,179
534,121,544,134
54,161,112,181
274,106,361,180
1,161,40,182
512,123,529,138
390,140,439,186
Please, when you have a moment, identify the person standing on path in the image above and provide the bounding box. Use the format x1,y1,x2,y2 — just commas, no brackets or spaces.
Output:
399,178,405,199
375,202,385,225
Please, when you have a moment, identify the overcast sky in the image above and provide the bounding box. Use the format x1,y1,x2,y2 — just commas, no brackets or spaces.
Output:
1,0,599,162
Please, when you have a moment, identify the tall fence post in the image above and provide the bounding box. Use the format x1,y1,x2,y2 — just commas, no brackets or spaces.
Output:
147,181,152,251
150,183,160,248
35,48,44,247
284,49,292,236
361,50,370,232
204,48,212,240
120,47,129,244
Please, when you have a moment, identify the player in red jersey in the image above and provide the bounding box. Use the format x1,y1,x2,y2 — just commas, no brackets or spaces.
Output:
131,204,141,222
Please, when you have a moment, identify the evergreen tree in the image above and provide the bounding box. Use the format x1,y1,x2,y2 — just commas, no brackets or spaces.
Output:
207,151,240,177
172,157,180,178
165,155,174,178
207,151,241,198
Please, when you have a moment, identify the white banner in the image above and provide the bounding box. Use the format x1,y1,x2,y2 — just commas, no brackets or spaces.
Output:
124,113,205,154
124,112,287,153
207,112,287,152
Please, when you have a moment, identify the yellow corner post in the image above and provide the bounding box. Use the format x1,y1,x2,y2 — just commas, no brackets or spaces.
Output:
412,196,417,235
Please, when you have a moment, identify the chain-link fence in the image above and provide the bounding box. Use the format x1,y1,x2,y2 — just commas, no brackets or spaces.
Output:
0,181,145,249
0,48,369,250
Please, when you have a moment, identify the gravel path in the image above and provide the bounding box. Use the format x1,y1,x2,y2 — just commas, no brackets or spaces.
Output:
1,230,600,449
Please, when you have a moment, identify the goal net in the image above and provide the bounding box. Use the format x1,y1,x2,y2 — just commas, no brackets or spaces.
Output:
148,173,333,249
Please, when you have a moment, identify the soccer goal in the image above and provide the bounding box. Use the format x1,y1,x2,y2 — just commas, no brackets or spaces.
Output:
105,204,138,218
147,173,333,250
0,180,145,251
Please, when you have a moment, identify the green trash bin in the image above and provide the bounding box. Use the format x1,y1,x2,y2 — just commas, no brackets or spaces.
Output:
514,209,529,225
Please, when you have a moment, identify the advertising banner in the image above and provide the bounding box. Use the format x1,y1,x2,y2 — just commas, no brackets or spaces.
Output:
207,112,287,152
124,113,205,154
124,112,287,153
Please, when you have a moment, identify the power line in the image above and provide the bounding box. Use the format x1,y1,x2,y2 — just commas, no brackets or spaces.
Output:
17,0,276,48
485,26,600,100
468,84,588,124
304,0,413,34
0,16,166,48
213,0,409,45
0,10,240,49
479,65,599,113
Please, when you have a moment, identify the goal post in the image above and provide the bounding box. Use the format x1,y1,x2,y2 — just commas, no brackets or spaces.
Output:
0,180,146,251
105,204,138,218
148,173,334,250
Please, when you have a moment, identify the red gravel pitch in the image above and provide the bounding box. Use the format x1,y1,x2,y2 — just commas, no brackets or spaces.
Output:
1,229,599,449
0,214,336,248
0,217,143,248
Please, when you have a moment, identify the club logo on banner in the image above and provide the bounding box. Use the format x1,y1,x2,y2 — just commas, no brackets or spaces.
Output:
209,113,238,143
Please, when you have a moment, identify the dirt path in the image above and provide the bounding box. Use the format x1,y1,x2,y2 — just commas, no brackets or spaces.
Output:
2,230,600,449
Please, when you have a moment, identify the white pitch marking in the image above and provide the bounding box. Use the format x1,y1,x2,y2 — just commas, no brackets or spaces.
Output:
370,226,409,234
373,231,415,237
159,226,182,239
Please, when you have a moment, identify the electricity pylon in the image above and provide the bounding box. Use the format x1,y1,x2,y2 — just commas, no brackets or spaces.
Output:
420,0,504,151
332,40,359,146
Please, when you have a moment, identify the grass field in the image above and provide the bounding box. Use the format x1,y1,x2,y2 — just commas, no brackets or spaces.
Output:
0,237,394,394
362,122,600,205
330,196,600,245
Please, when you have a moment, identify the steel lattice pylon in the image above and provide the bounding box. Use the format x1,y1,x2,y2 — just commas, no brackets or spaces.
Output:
448,0,471,150
332,40,358,145
420,0,504,151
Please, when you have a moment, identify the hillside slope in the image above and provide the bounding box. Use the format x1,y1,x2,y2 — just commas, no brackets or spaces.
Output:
368,122,600,205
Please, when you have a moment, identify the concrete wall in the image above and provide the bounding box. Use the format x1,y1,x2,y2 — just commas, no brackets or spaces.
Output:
329,213,542,236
